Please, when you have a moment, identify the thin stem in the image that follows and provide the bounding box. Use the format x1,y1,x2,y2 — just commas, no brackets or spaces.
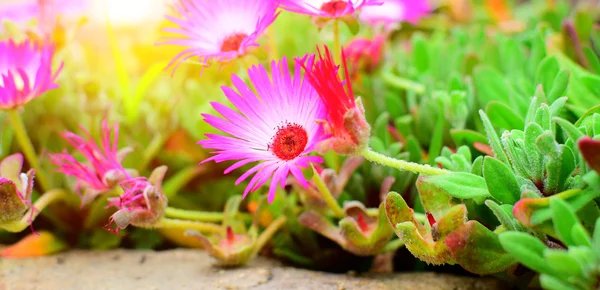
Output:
2,189,69,232
382,72,426,95
380,238,405,253
362,148,449,176
6,110,51,191
267,23,278,60
164,207,224,223
251,216,287,258
155,218,223,234
333,19,341,67
312,166,345,218
139,133,167,172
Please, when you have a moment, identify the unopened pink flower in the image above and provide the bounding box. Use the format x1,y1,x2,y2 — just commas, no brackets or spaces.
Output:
359,0,430,29
0,39,62,110
162,0,279,71
279,0,382,19
199,56,326,202
344,34,385,76
50,120,131,204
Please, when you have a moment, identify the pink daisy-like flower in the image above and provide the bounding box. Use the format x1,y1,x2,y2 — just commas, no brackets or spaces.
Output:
199,56,326,202
0,39,62,110
279,0,383,19
359,0,430,29
162,0,279,71
50,120,132,204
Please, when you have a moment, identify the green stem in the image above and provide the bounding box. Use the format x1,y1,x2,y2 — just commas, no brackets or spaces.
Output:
6,110,51,191
380,238,405,253
1,189,69,232
362,148,449,176
251,216,287,258
382,72,426,95
155,218,223,234
333,19,341,66
312,165,345,218
139,133,167,172
164,207,224,223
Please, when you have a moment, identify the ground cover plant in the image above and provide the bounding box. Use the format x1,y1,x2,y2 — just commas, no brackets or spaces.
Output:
1,0,600,288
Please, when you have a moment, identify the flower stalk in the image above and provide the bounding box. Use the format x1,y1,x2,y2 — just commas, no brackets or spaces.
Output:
362,147,449,176
251,216,287,258
164,207,225,223
6,110,51,191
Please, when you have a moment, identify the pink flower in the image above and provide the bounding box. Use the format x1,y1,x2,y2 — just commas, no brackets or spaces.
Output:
0,39,62,110
344,34,385,75
162,0,279,71
107,166,168,231
300,45,371,155
199,57,326,202
0,0,89,33
279,0,382,18
50,120,132,204
359,0,430,29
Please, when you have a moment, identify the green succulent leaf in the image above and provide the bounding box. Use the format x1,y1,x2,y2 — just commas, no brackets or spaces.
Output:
550,198,579,246
547,70,570,103
445,221,516,274
540,274,578,290
486,101,524,131
479,110,509,165
485,200,518,231
498,231,556,275
483,157,521,204
421,172,490,204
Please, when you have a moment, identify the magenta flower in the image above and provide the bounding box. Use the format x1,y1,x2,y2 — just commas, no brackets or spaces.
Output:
0,0,89,31
279,0,382,19
50,120,132,204
359,0,430,29
199,57,326,202
344,35,385,75
0,39,62,110
107,166,168,231
163,0,279,71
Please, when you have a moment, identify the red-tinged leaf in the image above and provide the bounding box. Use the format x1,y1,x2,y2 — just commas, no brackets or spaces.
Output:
445,221,517,274
473,142,494,156
579,137,600,173
2,231,67,258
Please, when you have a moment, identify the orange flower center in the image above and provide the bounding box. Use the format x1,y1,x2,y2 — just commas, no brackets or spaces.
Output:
320,0,348,15
220,33,247,52
270,123,308,161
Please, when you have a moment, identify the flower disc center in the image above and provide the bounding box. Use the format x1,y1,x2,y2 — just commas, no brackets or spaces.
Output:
270,123,308,161
321,0,348,15
220,33,248,52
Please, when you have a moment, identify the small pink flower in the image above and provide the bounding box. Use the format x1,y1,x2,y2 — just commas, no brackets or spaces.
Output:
107,166,168,231
280,0,382,19
359,0,430,29
50,120,132,204
199,56,326,202
0,39,62,110
344,34,385,76
162,0,279,72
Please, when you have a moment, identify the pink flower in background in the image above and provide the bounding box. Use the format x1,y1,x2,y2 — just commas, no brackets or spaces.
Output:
0,0,89,30
280,0,383,18
50,120,132,204
199,57,326,202
163,0,279,71
359,0,430,29
344,34,385,75
0,39,62,110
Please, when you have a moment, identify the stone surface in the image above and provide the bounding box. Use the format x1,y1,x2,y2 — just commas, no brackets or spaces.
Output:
0,249,507,290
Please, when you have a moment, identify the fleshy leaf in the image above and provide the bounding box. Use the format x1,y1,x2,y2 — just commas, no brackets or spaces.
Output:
0,153,23,186
578,137,600,173
419,172,490,204
483,157,520,204
2,231,67,258
550,198,579,246
498,231,555,275
445,221,516,274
